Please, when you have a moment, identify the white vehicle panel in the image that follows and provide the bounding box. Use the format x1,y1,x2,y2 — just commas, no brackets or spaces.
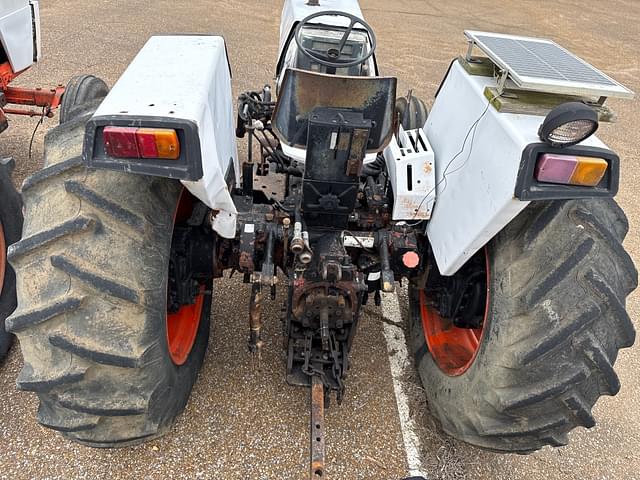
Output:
91,35,239,238
384,126,436,220
0,0,34,72
425,60,607,275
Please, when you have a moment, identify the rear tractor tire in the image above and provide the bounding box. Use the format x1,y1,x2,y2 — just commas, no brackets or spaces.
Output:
59,75,109,125
409,198,637,452
7,102,212,446
0,157,23,362
396,93,428,131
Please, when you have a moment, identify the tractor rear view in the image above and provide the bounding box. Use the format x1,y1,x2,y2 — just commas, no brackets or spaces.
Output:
8,0,637,478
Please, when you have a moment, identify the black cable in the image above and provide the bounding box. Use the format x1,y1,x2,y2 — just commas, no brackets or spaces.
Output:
28,106,46,160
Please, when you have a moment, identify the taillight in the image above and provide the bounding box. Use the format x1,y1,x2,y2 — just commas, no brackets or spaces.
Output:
137,128,180,159
535,153,608,187
103,126,180,160
103,127,139,158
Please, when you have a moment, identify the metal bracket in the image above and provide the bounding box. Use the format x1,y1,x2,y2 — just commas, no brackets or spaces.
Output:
464,40,484,64
496,69,509,95
310,375,325,480
465,40,475,62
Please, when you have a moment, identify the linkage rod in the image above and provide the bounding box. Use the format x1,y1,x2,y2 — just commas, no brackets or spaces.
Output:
310,375,326,479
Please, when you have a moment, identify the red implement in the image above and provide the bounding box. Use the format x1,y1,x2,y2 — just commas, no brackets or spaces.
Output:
0,61,65,121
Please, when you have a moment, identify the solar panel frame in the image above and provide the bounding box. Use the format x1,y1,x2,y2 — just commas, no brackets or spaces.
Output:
464,30,634,99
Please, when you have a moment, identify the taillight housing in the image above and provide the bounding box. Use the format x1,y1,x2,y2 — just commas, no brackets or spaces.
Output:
535,153,608,187
103,126,180,160
515,144,619,201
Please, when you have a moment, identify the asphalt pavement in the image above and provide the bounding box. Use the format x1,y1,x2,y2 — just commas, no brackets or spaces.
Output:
0,1,639,479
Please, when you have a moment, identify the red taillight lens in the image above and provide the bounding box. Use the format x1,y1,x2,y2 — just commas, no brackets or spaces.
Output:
135,129,160,158
103,127,139,158
103,126,180,160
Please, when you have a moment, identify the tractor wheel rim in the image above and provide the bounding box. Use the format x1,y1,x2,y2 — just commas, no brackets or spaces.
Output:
0,221,6,296
419,248,490,376
166,189,205,366
166,286,205,365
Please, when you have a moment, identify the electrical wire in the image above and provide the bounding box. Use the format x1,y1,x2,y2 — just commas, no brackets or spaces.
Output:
410,93,501,220
28,106,47,160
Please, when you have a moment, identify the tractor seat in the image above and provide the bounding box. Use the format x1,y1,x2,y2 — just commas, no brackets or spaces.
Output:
272,68,397,153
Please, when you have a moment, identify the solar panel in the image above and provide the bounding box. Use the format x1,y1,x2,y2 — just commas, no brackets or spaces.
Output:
464,31,634,99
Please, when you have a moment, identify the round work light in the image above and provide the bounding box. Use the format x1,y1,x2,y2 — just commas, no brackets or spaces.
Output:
538,102,599,147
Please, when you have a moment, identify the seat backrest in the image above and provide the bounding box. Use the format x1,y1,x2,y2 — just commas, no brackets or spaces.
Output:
272,68,397,152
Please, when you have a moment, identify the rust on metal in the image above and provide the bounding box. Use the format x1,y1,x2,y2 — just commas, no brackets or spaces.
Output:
252,168,287,202
344,127,369,176
238,250,255,272
310,375,325,480
248,282,264,356
290,281,358,323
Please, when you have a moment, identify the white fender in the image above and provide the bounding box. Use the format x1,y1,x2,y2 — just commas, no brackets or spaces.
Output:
425,59,609,275
84,36,239,238
0,0,37,72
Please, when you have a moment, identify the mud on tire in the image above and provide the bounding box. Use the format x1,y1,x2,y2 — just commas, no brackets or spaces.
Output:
409,198,637,452
0,158,23,361
7,107,211,446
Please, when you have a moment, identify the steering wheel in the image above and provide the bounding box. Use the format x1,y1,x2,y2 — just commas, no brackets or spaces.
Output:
294,11,377,69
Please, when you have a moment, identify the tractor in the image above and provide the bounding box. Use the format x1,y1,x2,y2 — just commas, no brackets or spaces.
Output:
7,0,637,478
0,1,107,362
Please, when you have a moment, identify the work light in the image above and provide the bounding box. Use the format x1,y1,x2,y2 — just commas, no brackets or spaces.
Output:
538,102,599,147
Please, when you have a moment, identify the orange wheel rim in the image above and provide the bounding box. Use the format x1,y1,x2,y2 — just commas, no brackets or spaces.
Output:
419,248,490,376
0,222,6,296
166,189,205,366
167,286,205,365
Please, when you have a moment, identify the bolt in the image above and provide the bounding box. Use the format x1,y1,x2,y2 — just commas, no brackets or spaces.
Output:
283,217,291,227
265,212,274,221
